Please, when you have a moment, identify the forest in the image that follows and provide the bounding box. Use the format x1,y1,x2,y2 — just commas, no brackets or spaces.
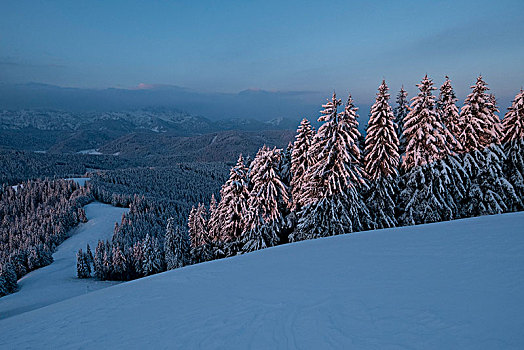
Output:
76,75,524,282
1,74,522,292
0,180,92,296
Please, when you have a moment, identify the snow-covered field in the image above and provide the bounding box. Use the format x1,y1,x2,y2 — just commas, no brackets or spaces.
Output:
0,202,128,320
1,212,523,349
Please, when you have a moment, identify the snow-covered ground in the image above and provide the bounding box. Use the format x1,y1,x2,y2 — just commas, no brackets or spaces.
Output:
65,177,90,187
1,212,523,349
77,149,103,155
0,202,128,320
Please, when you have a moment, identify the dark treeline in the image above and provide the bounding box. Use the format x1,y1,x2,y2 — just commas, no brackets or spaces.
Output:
0,179,92,296
0,149,138,186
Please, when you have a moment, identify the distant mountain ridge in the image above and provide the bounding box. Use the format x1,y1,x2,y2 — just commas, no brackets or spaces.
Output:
0,108,297,159
0,82,324,121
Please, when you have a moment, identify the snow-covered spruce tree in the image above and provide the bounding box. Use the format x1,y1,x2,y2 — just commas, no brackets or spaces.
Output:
188,203,208,247
242,146,290,252
399,75,458,225
212,155,250,243
165,217,191,270
189,203,213,263
93,240,106,280
364,80,400,229
458,76,519,216
458,76,502,151
207,194,219,241
111,246,127,280
393,86,409,157
0,263,18,296
437,76,462,145
502,89,524,208
279,142,293,186
290,118,315,211
291,92,370,242
142,234,163,276
435,76,469,218
85,244,93,268
76,249,90,279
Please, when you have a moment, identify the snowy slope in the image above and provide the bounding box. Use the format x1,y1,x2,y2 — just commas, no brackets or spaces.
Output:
0,202,128,320
1,212,523,349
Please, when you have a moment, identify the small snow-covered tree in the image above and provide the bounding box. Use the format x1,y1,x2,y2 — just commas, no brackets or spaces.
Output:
501,89,524,209
94,240,106,280
290,118,315,211
142,234,162,276
76,249,90,279
165,217,191,270
112,246,126,280
85,244,94,268
213,155,249,242
364,80,400,228
188,203,208,248
292,92,370,241
0,263,18,295
207,194,219,241
393,86,409,157
243,146,290,252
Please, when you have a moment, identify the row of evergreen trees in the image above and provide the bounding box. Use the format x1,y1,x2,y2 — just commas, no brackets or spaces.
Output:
182,75,523,266
76,75,524,281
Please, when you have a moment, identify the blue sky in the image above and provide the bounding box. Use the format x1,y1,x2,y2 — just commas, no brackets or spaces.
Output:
1,0,523,104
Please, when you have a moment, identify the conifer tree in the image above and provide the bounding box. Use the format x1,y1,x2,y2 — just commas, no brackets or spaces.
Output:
458,76,501,151
402,75,451,170
501,89,524,209
435,76,468,218
393,86,409,157
94,240,106,280
142,234,162,276
0,263,18,295
76,249,90,279
213,155,249,242
291,92,369,241
207,194,219,241
243,146,290,252
437,76,462,149
279,142,293,186
364,80,400,228
290,118,314,211
165,217,191,270
399,75,459,224
85,244,94,268
111,246,126,280
458,76,519,216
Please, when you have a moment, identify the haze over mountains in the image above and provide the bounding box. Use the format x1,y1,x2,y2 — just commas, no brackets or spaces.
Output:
0,82,329,121
0,83,373,161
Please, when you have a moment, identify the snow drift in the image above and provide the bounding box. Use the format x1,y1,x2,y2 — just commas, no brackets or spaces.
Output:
1,212,523,349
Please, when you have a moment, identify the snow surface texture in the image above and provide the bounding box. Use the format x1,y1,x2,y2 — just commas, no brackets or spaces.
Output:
0,202,128,320
1,212,523,349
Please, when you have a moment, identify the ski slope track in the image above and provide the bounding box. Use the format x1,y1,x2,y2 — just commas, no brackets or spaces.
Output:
1,212,523,349
0,202,128,320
